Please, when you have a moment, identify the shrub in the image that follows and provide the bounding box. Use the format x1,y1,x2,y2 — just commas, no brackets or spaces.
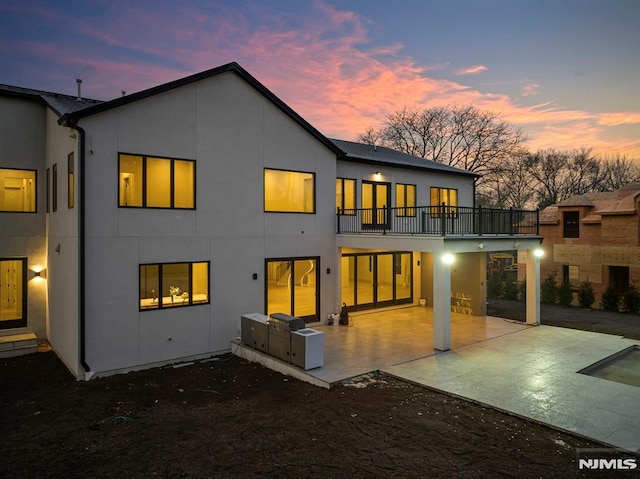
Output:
503,280,519,301
622,284,640,313
577,281,596,308
557,280,574,307
541,273,558,304
487,273,503,299
601,283,621,312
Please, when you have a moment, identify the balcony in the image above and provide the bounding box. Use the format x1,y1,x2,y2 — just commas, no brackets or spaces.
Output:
337,205,539,237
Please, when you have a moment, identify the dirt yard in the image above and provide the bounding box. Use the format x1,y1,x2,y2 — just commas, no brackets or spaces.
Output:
2,303,639,479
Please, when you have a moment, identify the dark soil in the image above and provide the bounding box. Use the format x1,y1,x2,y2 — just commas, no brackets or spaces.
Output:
487,298,640,340
2,304,639,478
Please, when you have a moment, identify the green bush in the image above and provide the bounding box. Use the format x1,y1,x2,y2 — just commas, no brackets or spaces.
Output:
541,273,558,304
487,273,503,299
557,280,574,307
622,284,640,313
601,283,621,312
577,281,595,308
503,280,519,301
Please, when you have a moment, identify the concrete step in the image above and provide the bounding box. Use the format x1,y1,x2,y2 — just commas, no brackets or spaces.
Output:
0,332,38,358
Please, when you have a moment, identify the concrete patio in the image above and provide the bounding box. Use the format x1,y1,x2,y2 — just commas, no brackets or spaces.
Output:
235,305,640,453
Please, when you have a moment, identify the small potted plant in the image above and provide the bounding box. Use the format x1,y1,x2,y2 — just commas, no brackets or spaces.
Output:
169,286,183,303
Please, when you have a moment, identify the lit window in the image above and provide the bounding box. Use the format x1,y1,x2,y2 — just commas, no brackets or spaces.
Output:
264,168,315,213
0,168,37,213
336,178,356,214
396,183,416,217
119,153,195,209
139,261,209,310
430,187,457,217
68,152,74,209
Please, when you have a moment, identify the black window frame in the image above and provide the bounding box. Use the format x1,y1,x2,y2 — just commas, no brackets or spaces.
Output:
118,153,196,210
430,187,458,218
336,177,356,215
396,183,417,217
52,163,57,212
68,152,74,209
139,261,210,311
46,167,50,213
263,167,316,214
0,167,37,213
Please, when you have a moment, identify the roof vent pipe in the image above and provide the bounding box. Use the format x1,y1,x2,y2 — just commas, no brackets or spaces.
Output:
76,78,82,101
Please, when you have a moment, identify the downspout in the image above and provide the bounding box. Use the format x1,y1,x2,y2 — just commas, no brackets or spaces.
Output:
68,120,91,377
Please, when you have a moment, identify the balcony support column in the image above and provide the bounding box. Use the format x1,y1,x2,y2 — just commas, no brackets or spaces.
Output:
525,249,541,325
433,253,452,351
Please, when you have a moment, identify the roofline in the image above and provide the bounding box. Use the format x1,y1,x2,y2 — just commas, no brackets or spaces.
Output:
59,62,343,156
337,155,481,178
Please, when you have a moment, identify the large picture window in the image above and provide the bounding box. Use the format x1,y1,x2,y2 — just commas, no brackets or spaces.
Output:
336,178,356,214
430,187,457,217
396,183,416,217
0,168,36,213
264,168,315,213
119,153,195,209
139,261,209,310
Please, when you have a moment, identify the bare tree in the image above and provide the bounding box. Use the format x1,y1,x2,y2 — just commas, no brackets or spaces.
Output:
358,105,527,180
600,154,640,190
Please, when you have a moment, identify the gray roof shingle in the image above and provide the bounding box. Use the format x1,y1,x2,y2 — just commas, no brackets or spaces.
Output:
331,139,479,178
0,83,103,116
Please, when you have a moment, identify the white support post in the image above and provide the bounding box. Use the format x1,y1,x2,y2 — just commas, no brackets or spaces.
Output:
525,249,541,325
433,254,452,351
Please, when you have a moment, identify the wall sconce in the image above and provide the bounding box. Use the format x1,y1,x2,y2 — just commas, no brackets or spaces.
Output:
326,268,331,274
533,248,544,258
31,266,46,280
442,253,455,265
374,171,382,178
252,273,258,280
478,243,485,249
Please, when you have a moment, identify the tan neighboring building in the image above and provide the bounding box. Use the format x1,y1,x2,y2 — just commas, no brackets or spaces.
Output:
535,183,640,300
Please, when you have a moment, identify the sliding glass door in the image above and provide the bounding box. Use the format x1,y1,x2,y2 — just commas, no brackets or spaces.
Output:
341,252,412,311
266,257,319,322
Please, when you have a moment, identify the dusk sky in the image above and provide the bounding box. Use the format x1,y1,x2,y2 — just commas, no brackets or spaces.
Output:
1,0,639,157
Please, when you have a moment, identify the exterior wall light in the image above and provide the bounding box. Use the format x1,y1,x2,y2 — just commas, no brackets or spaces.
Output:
442,253,455,265
533,248,544,258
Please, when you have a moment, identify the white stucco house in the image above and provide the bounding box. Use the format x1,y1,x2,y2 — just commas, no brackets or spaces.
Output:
0,62,543,379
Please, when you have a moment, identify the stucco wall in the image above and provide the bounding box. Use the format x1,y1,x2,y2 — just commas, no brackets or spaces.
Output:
78,71,337,375
0,95,47,338
45,108,80,374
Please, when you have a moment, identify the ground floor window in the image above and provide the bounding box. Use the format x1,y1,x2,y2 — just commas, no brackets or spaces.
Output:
0,258,27,329
609,266,629,293
341,252,412,311
139,261,209,310
265,257,319,322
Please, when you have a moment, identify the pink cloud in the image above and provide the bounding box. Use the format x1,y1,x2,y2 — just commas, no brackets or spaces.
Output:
6,1,638,158
454,65,489,75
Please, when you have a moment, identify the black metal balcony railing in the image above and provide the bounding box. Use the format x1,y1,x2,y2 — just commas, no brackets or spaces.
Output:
337,204,539,236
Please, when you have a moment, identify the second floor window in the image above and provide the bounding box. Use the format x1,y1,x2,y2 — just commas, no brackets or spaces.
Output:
563,211,580,238
396,183,416,217
430,187,457,217
0,168,36,213
264,168,315,213
119,153,195,209
336,178,356,214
